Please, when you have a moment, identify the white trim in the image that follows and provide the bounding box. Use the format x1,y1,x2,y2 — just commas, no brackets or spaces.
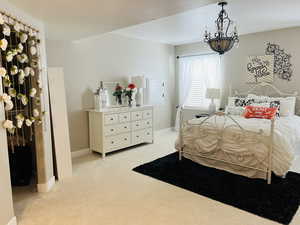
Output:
71,148,91,158
7,216,17,225
37,176,55,193
156,127,174,133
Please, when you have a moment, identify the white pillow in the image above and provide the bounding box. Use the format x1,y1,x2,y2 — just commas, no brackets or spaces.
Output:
225,106,245,116
247,94,296,117
279,97,296,116
228,97,238,106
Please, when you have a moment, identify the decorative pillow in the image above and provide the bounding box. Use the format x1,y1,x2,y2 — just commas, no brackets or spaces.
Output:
228,97,241,106
225,106,245,116
226,97,255,116
247,94,269,103
279,97,296,116
234,98,254,107
250,101,280,117
243,106,277,120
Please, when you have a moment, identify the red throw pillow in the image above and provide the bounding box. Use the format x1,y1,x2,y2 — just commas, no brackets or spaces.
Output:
243,106,277,120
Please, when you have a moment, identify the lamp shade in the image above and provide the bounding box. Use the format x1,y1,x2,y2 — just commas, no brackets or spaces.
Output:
206,88,221,99
131,76,146,88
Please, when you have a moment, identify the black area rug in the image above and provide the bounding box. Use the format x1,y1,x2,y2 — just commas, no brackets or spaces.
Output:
133,153,300,225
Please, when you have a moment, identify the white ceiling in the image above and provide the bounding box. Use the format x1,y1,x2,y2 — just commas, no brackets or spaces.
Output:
8,0,219,40
113,0,300,45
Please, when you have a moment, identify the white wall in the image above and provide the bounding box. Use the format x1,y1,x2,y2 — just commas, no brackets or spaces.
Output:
175,27,300,113
0,0,53,224
47,34,176,152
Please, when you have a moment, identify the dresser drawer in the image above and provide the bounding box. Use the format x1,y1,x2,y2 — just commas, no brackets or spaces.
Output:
132,130,144,145
104,125,119,136
104,114,118,125
132,120,143,131
104,133,131,150
142,119,152,128
131,111,143,121
143,110,152,119
118,123,131,133
143,128,153,142
119,112,130,123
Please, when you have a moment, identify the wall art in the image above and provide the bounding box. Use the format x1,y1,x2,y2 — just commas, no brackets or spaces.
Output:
0,12,43,150
247,55,274,83
265,43,292,81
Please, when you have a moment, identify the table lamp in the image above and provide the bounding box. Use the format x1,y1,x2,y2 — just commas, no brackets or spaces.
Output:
206,88,220,113
131,76,146,106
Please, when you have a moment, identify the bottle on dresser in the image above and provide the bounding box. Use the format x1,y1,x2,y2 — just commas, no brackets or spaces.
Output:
94,81,109,110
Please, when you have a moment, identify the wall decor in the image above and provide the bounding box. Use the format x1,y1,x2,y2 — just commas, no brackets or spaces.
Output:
265,43,293,81
0,12,43,151
247,55,274,83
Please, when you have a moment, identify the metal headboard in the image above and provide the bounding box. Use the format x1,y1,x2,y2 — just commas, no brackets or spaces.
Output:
230,82,298,98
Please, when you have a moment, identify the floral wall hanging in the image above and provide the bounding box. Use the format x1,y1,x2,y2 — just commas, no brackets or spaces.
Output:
246,55,274,83
0,12,43,150
265,43,293,81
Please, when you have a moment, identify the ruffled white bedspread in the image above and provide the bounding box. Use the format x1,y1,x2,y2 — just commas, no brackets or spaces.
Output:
176,115,300,177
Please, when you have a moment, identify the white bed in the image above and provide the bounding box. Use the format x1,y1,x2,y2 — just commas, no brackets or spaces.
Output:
176,82,300,184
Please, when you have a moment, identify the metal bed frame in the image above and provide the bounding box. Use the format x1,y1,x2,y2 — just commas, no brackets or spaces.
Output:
178,82,298,184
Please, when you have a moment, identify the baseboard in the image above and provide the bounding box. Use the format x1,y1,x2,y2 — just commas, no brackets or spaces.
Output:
37,176,55,193
156,127,175,133
71,148,91,158
7,216,17,225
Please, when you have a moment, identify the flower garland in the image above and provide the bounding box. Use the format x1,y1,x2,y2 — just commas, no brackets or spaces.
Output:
0,13,43,146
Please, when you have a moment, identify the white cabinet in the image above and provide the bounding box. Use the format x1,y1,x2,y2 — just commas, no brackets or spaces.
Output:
88,105,153,157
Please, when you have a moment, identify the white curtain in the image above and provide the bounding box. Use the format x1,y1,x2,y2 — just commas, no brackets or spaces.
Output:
175,54,222,131
174,57,193,131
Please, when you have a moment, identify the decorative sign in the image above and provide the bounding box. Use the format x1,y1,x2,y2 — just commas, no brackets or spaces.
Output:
265,43,293,81
247,55,274,83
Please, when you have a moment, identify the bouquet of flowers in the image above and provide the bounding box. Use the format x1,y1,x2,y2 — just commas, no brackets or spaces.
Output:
112,83,123,105
124,83,137,107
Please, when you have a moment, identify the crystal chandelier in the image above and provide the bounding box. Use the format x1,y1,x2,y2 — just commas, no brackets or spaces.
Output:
204,1,239,55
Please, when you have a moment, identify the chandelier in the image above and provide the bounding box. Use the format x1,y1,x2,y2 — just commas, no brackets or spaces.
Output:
204,1,239,55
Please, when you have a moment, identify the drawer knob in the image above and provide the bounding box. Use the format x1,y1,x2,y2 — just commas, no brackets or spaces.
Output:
147,133,150,135
111,141,114,144
110,118,113,121
110,129,114,131
124,138,127,141
124,126,127,129
136,135,139,138
136,124,139,126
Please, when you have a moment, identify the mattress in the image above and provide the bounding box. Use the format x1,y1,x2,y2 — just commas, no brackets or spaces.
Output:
176,115,300,177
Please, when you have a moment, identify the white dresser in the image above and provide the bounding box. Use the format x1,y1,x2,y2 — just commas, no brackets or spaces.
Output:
88,105,153,157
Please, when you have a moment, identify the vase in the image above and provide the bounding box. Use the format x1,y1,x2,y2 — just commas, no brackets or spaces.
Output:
116,95,122,105
128,97,132,107
94,94,101,110
131,92,137,107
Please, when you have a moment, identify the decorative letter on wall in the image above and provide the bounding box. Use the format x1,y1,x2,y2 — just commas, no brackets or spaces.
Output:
247,55,274,83
265,43,293,81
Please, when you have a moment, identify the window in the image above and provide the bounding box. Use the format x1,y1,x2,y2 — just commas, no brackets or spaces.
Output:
178,54,221,110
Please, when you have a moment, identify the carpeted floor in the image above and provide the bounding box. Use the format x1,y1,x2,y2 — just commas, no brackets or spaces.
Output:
12,130,300,225
133,153,300,225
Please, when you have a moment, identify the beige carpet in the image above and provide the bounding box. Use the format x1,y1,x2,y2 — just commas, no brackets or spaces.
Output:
12,130,300,225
